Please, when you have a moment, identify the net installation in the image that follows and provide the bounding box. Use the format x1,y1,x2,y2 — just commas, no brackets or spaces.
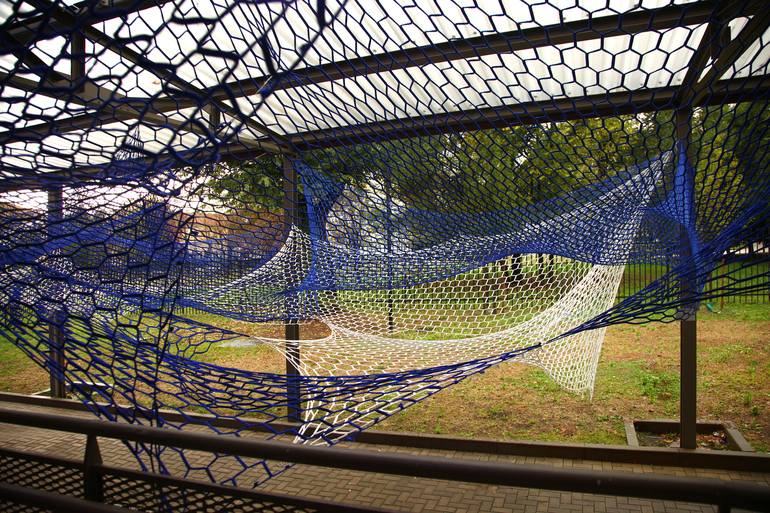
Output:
0,0,769,489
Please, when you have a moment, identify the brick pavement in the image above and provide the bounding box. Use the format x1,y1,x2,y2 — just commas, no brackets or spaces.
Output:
1,400,768,513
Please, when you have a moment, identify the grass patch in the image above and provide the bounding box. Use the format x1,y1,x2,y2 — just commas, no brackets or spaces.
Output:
0,335,48,394
198,343,284,374
638,368,679,403
379,303,770,450
0,303,768,451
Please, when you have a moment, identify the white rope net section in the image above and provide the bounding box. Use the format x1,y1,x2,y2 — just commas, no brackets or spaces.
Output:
175,157,666,444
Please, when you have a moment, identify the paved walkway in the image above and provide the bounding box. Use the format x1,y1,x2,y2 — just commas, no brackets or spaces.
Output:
1,399,768,513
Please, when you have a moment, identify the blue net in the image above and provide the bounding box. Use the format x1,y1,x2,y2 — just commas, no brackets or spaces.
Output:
1,0,769,491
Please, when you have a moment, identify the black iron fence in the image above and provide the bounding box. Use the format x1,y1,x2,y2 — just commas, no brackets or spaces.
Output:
176,247,769,315
618,244,770,303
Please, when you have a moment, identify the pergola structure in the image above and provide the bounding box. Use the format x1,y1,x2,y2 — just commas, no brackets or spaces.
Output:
2,1,769,182
2,0,770,452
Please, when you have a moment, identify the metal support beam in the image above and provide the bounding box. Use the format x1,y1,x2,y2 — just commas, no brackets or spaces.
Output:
675,108,697,450
25,0,288,153
282,156,301,423
83,435,103,502
689,7,770,106
227,1,723,97
46,184,67,399
291,75,770,150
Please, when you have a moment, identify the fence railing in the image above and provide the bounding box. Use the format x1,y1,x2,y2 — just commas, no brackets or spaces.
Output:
1,407,769,513
177,247,770,314
619,245,770,303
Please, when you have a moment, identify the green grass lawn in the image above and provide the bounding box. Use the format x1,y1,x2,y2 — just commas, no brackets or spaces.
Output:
1,302,768,451
376,302,770,450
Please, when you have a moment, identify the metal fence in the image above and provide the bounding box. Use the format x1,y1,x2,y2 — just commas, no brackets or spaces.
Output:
174,245,769,316
618,244,770,303
1,407,769,513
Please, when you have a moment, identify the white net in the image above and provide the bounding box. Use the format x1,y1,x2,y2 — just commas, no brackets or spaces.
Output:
177,154,667,444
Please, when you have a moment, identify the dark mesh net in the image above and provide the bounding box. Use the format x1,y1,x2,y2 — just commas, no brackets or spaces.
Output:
0,0,768,490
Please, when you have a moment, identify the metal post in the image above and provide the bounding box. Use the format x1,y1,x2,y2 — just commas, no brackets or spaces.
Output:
71,32,85,93
83,434,104,502
680,316,697,448
47,185,67,399
384,167,395,333
282,156,301,423
676,108,697,450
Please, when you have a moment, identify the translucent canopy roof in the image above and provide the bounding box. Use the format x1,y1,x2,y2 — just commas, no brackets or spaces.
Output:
0,0,768,180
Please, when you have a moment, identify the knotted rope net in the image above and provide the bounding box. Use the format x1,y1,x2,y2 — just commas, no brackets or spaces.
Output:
0,0,768,489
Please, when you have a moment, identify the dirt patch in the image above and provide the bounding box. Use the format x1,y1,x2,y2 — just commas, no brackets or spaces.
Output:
198,318,332,341
636,430,730,450
0,365,48,395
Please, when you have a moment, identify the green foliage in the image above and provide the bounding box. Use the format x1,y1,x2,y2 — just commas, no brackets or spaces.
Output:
638,368,679,402
208,155,284,211
485,405,508,420
201,104,770,266
692,103,770,237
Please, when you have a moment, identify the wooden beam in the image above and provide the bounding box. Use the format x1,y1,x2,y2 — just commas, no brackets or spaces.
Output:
0,139,268,193
213,1,726,99
675,107,697,451
671,1,767,451
0,69,187,114
674,7,725,108
46,184,67,399
2,74,768,191
0,30,69,84
70,32,86,93
0,105,270,149
282,155,301,423
2,0,760,153
0,111,110,146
